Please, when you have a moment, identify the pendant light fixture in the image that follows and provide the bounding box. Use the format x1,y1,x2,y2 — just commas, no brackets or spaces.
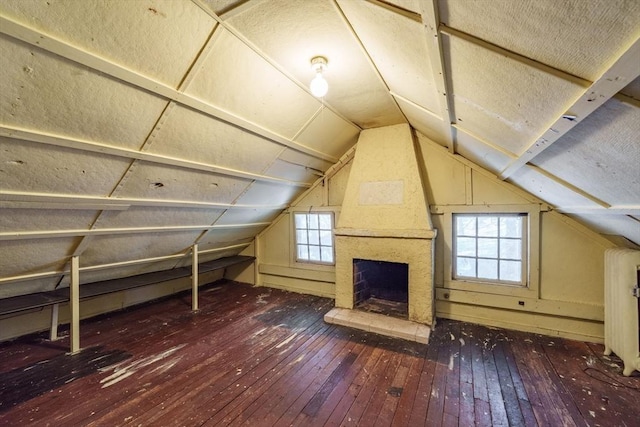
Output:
309,56,329,98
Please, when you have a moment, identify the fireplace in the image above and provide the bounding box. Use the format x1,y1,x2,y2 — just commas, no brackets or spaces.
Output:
353,259,408,318
328,124,437,335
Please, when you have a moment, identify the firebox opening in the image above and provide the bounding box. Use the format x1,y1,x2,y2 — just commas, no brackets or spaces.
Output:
353,259,408,319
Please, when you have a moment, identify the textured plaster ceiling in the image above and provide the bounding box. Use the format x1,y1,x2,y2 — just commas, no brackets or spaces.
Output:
0,0,638,297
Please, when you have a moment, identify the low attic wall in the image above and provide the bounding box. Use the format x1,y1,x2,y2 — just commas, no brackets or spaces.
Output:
257,132,615,343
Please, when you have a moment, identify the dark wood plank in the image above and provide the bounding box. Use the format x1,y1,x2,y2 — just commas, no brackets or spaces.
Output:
322,334,387,427
425,335,449,426
405,329,438,426
493,340,525,426
389,344,426,426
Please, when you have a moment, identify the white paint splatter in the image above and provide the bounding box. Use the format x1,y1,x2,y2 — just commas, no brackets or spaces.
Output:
459,338,466,346
275,333,298,349
589,411,596,418
253,327,267,337
450,333,455,341
100,344,186,388
256,294,270,304
449,355,455,370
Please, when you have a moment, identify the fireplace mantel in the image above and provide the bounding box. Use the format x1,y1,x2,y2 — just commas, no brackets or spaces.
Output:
335,227,437,240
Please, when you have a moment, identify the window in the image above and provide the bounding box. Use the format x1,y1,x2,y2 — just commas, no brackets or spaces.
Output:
294,212,334,264
453,213,527,285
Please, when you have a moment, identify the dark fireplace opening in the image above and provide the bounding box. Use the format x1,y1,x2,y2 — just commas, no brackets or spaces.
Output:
353,259,408,318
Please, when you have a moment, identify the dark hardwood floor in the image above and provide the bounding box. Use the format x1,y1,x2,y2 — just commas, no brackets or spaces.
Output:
1,280,638,426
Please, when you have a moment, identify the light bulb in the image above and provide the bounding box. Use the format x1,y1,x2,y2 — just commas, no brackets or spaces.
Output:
310,73,328,98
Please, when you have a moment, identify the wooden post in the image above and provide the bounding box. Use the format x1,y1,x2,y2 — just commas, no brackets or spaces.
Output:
49,303,59,341
192,244,198,312
70,256,80,353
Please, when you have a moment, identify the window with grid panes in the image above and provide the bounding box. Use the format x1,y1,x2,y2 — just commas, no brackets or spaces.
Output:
453,213,527,285
294,212,334,264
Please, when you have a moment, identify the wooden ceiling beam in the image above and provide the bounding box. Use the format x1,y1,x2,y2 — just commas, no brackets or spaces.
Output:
0,190,288,211
417,0,456,153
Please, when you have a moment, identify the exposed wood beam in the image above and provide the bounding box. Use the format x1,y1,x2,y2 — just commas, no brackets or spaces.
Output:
0,125,310,188
452,124,518,160
0,242,252,284
0,190,287,211
417,1,456,153
191,244,199,312
556,206,640,215
0,15,338,164
365,0,422,22
499,38,640,179
0,201,130,211
0,222,270,241
524,165,611,209
390,91,442,121
69,256,80,353
217,0,268,20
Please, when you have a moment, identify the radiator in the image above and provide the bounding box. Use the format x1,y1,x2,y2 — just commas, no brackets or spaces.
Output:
604,248,640,376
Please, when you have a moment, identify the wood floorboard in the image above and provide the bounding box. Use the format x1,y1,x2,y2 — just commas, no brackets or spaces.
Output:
1,280,638,426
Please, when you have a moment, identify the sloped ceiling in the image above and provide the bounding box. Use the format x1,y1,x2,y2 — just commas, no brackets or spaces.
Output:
0,0,638,297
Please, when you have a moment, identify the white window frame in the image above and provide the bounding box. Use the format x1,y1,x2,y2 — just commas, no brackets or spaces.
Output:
453,213,527,286
441,204,540,298
291,210,336,266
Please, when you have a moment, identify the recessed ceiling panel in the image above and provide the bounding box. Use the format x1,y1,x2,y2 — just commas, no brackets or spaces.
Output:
144,105,283,175
454,129,513,174
0,0,215,86
214,208,283,226
338,0,441,115
199,0,246,16
262,160,319,184
233,182,303,206
294,109,360,158
199,227,265,245
381,0,422,14
532,98,640,205
80,231,202,267
0,238,79,277
0,209,97,232
278,149,334,174
226,0,404,128
185,28,319,139
0,36,168,149
444,34,585,154
508,166,603,208
439,0,640,81
621,76,640,100
573,214,640,246
114,161,251,204
0,138,131,195
95,207,226,229
395,97,449,148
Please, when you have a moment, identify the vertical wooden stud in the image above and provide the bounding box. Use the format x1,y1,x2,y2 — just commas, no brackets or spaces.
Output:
49,303,59,341
464,166,473,205
192,244,198,312
70,255,80,354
